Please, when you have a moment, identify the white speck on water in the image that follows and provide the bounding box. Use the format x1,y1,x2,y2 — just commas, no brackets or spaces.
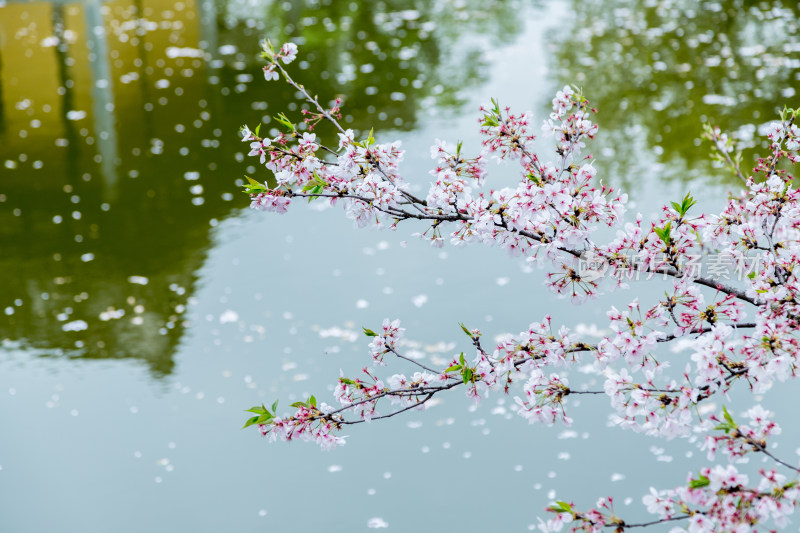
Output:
154,477,163,483
547,471,556,479
406,421,422,429
168,442,176,449
184,171,200,180
442,442,450,449
421,446,429,453
557,430,578,439
624,497,633,505
66,110,86,120
219,309,238,324
319,327,358,342
356,299,369,309
382,472,392,479
327,465,342,473
496,277,510,286
134,451,142,458
376,241,389,250
656,455,673,463
62,320,88,332
367,517,388,529
533,483,542,490
128,276,149,285
412,294,428,307
70,409,79,416
514,465,523,472
4,307,13,316
557,452,570,460
547,489,556,499
574,323,610,337
698,402,717,416
80,253,94,262
8,388,16,395
462,452,471,459
216,397,225,404
367,488,376,495
258,510,267,517
293,374,309,381
611,473,625,482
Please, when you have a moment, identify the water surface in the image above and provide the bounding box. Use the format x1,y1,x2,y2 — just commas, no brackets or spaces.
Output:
1,0,798,531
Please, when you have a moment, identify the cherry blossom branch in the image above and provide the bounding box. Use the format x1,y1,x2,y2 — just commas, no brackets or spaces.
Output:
241,41,800,531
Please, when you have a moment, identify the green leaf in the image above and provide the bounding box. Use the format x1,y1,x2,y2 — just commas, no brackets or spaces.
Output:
459,352,466,366
490,97,500,115
246,406,266,415
245,176,263,187
274,113,295,132
363,327,378,337
255,123,261,137
243,416,261,429
255,413,273,424
676,193,697,217
689,474,710,489
722,405,736,427
747,271,756,280
309,395,317,408
289,401,306,408
444,364,462,373
459,323,472,338
271,400,279,413
654,222,672,246
340,377,356,385
243,175,267,194
462,367,473,384
547,501,574,514
311,171,328,186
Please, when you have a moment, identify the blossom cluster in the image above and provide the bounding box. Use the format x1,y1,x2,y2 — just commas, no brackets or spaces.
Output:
240,43,800,531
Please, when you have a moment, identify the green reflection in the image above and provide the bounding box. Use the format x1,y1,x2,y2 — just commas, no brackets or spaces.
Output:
0,0,533,375
555,0,799,189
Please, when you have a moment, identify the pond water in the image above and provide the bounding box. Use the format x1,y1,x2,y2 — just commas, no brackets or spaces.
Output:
1,0,799,531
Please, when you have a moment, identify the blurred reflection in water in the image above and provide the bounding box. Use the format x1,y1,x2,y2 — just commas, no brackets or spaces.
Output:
0,0,534,375
554,0,799,189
